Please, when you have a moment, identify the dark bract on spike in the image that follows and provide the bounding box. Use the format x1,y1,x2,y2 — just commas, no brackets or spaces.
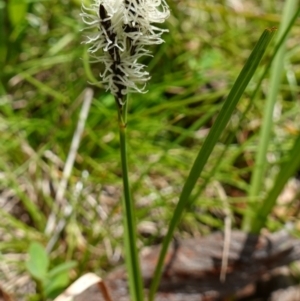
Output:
99,3,112,32
99,4,107,20
124,0,136,16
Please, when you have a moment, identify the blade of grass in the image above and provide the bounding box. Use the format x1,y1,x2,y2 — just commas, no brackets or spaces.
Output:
0,162,46,230
249,6,300,106
82,47,101,86
45,88,93,252
132,103,221,193
251,133,300,233
242,0,298,232
0,208,42,238
148,28,276,301
15,71,67,102
189,6,300,207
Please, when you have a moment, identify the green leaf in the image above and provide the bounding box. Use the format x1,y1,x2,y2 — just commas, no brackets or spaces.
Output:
148,27,276,301
48,261,77,278
7,0,28,27
251,134,300,233
26,242,49,281
45,272,69,298
0,1,7,64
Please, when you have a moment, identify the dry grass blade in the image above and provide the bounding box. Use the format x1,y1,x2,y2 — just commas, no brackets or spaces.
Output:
54,273,113,301
45,88,94,251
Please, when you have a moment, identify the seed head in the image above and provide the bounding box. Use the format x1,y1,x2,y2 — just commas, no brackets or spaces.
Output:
81,0,170,106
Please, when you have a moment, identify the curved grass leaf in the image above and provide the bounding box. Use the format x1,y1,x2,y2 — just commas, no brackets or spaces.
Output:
148,28,276,301
250,133,300,233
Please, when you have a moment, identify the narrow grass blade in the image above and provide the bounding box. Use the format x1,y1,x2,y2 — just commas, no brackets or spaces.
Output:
0,163,46,230
242,0,298,232
251,133,300,233
192,6,300,208
148,28,276,301
249,6,300,105
82,47,101,86
45,88,94,252
0,3,7,66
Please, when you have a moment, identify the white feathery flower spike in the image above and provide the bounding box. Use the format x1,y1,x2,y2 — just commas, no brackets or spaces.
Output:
81,0,170,106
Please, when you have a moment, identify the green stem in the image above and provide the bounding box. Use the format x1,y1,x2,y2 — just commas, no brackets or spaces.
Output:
117,98,144,301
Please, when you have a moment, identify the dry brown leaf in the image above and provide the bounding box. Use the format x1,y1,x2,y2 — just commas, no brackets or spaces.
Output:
54,273,113,301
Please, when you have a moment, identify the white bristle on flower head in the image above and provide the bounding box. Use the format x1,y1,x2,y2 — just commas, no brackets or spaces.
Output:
81,0,170,106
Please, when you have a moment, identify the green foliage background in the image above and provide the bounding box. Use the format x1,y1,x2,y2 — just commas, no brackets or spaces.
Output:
1,0,300,299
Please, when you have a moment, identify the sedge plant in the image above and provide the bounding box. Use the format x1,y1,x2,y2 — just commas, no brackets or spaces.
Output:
80,1,277,301
81,1,170,301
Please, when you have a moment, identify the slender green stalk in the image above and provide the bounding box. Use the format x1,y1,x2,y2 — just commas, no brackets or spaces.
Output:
242,0,298,232
148,28,276,301
117,99,144,301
